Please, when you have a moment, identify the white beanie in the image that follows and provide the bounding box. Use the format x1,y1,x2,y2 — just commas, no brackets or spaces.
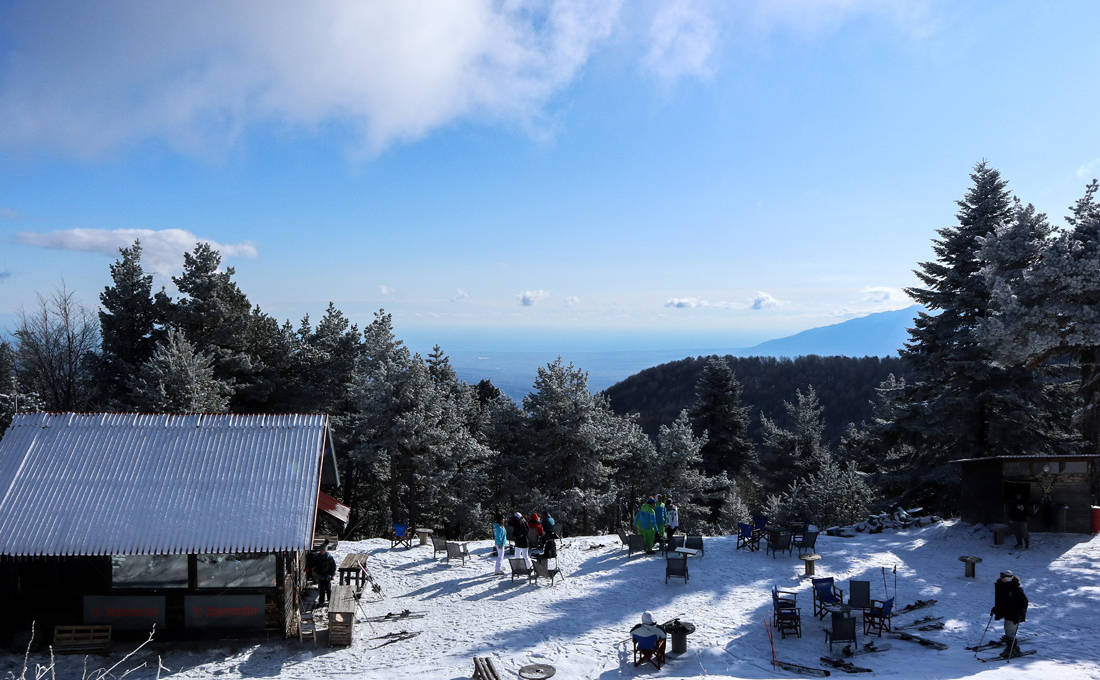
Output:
642,611,656,625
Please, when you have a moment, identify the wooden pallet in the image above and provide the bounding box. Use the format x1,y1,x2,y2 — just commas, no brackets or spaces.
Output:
53,625,111,653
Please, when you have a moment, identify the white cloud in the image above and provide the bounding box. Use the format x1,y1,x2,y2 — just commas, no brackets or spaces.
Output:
749,291,781,310
0,1,622,158
862,286,910,305
1078,158,1100,179
451,288,470,302
563,295,581,307
379,284,395,296
15,228,257,275
0,208,19,220
664,296,739,309
519,289,549,306
644,0,718,84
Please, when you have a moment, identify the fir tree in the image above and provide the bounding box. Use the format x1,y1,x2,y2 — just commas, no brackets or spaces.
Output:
653,410,732,530
982,180,1100,451
759,386,828,489
0,341,43,435
131,329,232,412
896,162,1020,494
97,240,167,406
689,356,756,477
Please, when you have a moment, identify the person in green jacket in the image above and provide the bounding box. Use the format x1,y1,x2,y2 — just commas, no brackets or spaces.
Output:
635,497,657,552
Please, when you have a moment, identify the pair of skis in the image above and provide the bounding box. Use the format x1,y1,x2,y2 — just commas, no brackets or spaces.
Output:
370,630,421,648
362,609,427,623
894,615,945,632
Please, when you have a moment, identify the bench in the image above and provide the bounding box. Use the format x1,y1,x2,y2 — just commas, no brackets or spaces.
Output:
989,523,1012,545
472,656,502,680
446,541,471,565
53,625,111,654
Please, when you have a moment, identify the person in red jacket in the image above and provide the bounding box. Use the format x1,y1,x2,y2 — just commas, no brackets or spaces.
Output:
527,512,545,551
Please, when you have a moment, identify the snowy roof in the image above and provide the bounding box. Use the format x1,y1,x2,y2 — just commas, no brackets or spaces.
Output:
0,412,330,556
951,454,1100,464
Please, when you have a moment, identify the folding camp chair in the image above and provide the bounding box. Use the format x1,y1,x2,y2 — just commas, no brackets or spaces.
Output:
632,634,666,669
847,580,872,616
766,530,793,558
390,523,413,549
812,577,844,619
826,612,857,651
737,523,760,551
863,597,894,636
665,556,689,584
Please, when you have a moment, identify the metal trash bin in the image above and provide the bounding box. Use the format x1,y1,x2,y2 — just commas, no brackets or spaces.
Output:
665,619,696,654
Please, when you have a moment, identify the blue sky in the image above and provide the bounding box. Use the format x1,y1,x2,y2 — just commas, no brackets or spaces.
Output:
1,1,1098,353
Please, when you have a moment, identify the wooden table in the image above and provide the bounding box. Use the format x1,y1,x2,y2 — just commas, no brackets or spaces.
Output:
416,528,434,546
338,553,369,589
800,553,821,576
674,547,698,558
959,555,982,578
328,584,356,646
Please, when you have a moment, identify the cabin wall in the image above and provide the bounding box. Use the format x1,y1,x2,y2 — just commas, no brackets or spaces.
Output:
960,458,1097,533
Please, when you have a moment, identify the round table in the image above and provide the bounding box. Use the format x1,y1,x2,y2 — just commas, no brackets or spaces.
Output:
800,553,821,577
518,663,556,679
416,528,434,546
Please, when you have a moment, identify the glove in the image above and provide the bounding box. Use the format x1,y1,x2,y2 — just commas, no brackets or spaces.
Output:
990,607,996,616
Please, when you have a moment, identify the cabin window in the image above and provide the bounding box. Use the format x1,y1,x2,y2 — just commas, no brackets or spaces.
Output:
196,553,276,589
112,554,189,589
1004,462,1029,476
1061,461,1088,474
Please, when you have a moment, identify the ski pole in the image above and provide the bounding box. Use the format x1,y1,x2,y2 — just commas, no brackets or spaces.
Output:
974,613,993,657
893,564,897,600
882,567,888,596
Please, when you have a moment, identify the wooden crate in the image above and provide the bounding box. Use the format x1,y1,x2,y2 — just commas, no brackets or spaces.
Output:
328,585,356,646
53,625,111,653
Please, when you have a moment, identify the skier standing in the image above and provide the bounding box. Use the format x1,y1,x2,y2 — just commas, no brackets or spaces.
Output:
313,544,336,608
635,497,657,552
492,516,508,575
665,499,679,540
654,495,667,542
991,570,1029,658
511,512,532,569
1007,495,1030,549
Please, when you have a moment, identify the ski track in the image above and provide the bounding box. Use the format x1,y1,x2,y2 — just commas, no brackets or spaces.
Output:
4,521,1099,679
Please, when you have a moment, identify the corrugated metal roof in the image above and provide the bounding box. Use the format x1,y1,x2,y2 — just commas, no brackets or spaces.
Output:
0,412,329,556
951,454,1100,464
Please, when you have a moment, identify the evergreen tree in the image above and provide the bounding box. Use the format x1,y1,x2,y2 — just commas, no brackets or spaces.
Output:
653,410,730,530
97,240,167,406
168,243,251,399
0,341,43,435
689,356,756,477
759,386,828,489
896,162,1018,495
131,329,232,412
982,180,1100,451
522,357,631,533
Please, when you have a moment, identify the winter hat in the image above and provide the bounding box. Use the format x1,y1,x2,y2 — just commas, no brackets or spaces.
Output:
647,496,655,504
531,513,540,522
642,611,656,625
999,570,1014,578
514,512,524,520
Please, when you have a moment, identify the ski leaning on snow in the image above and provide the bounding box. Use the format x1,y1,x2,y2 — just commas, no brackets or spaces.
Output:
966,637,1031,652
895,599,938,614
765,616,831,677
889,631,949,650
820,657,872,673
977,650,1036,662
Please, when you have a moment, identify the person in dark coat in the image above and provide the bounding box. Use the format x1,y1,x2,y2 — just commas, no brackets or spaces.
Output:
511,512,531,569
314,544,337,608
991,570,1028,657
1007,494,1030,549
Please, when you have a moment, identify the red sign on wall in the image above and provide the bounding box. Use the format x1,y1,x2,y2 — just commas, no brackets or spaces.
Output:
184,595,266,629
84,596,166,631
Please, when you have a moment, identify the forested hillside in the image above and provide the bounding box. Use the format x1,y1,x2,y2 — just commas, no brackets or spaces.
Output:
604,354,911,444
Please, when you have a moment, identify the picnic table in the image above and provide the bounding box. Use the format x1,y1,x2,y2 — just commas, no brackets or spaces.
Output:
416,528,434,546
338,553,369,589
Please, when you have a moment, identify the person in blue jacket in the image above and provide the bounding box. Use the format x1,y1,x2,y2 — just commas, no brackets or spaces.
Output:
492,516,508,574
654,495,667,541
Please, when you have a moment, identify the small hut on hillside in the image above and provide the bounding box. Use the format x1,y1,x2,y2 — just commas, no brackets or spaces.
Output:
0,412,348,644
953,454,1100,532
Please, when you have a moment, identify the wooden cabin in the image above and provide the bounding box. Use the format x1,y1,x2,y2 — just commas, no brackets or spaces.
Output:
0,412,348,644
953,454,1100,533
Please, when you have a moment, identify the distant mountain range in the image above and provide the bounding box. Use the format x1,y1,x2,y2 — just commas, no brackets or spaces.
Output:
452,305,923,402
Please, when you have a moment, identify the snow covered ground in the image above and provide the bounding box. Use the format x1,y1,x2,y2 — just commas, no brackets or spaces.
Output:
7,520,1100,679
